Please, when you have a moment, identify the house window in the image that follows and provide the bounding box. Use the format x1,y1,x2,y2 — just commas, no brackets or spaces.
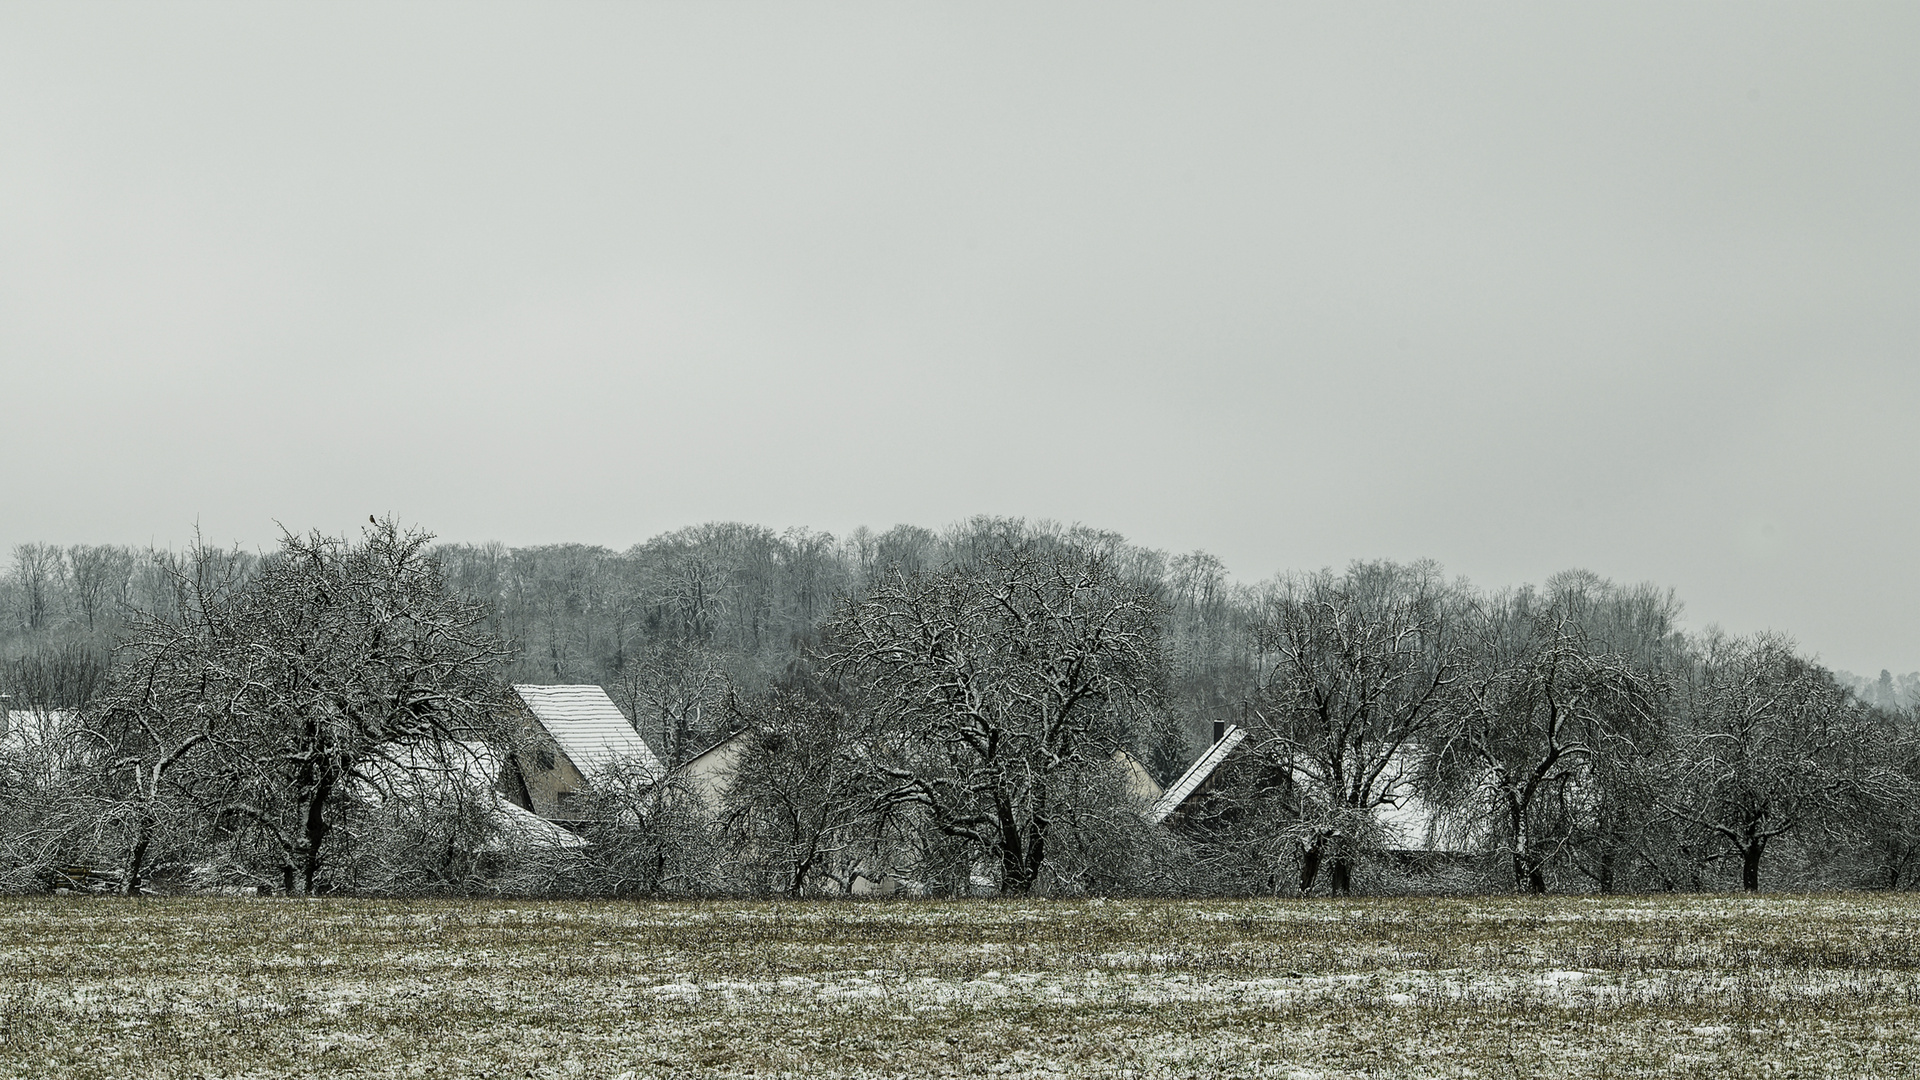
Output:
535,748,556,771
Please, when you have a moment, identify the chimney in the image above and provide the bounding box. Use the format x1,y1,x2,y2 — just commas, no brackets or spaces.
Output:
1212,719,1225,745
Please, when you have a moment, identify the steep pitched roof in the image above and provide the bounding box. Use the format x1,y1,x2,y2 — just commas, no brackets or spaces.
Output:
1148,724,1247,824
512,684,664,782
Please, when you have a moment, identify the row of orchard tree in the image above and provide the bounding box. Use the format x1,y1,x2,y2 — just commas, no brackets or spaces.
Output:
0,518,1915,896
703,550,1919,899
1211,562,1917,896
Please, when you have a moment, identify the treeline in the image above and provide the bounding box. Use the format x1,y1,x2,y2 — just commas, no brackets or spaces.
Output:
0,519,1915,898
431,520,1255,775
0,522,1247,771
1836,669,1920,714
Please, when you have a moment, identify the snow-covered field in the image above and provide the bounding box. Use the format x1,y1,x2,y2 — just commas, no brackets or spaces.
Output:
4,894,1919,1078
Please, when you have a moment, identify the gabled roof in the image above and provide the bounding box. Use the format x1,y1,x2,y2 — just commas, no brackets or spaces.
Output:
1148,724,1247,824
512,684,664,782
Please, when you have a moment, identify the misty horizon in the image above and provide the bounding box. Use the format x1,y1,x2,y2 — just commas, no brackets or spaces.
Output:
5,512,1914,684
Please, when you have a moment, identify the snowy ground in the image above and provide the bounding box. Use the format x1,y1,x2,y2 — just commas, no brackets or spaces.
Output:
4,893,1919,1078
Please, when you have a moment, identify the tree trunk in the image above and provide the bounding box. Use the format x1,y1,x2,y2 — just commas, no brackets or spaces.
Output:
1511,850,1547,894
1022,825,1047,894
996,793,1033,895
1741,841,1762,893
1597,849,1615,895
787,844,817,899
1298,834,1325,895
1507,798,1541,894
299,774,336,896
1329,853,1352,897
124,831,150,897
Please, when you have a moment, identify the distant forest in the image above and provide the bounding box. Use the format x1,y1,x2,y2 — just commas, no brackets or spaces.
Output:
1,519,1270,776
3,519,1911,769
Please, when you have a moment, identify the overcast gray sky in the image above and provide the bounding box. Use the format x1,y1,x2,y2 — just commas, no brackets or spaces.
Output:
1,3,1914,674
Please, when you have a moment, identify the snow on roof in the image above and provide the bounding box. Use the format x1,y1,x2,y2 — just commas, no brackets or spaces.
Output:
1,710,86,775
494,800,587,850
512,684,664,782
351,739,587,850
1,708,72,746
1148,724,1247,824
1375,789,1445,852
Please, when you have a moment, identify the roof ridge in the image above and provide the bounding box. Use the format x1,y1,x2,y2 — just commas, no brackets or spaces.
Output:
1148,725,1247,824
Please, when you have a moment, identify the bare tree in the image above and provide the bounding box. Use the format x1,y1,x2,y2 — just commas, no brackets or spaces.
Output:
718,673,899,897
848,524,939,588
777,527,853,631
1842,704,1920,889
11,544,65,633
611,641,735,766
66,545,136,633
640,526,738,647
1246,561,1465,895
829,537,1166,895
85,543,254,893
1660,632,1883,892
91,522,511,894
1431,578,1662,893
563,762,725,897
1162,551,1260,770
3,641,110,713
0,703,108,892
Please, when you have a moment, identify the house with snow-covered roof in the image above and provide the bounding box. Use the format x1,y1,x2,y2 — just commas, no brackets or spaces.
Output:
501,685,666,823
1150,721,1470,861
1147,722,1247,825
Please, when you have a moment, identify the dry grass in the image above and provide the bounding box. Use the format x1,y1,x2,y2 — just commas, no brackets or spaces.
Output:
4,893,1920,1078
